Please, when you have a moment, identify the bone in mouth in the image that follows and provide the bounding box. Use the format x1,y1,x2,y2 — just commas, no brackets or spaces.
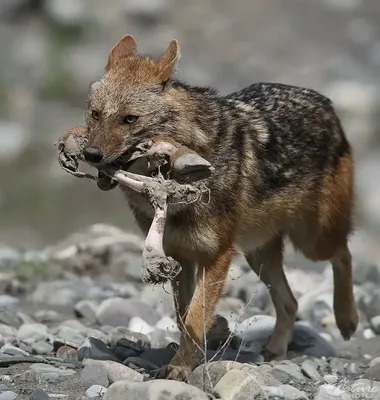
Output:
56,126,213,284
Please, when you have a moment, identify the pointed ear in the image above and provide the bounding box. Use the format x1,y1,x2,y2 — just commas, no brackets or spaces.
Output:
106,34,138,70
157,39,180,82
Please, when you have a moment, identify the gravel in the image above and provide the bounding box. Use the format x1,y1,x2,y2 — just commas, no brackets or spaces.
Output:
0,224,378,398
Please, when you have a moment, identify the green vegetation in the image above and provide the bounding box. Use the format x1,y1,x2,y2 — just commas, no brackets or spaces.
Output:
16,258,60,282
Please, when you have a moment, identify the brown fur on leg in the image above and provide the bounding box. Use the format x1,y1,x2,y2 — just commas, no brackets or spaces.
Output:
289,152,358,344
171,258,196,330
331,245,358,339
167,246,235,381
246,236,297,360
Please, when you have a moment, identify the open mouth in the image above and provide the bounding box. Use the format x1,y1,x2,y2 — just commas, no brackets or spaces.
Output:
96,141,165,191
96,153,139,191
59,131,214,194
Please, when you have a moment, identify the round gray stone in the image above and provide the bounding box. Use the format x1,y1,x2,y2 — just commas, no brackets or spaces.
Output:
81,363,109,388
96,298,160,327
0,392,18,400
104,379,209,400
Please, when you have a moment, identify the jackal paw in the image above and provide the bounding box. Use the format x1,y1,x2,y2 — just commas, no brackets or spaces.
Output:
337,310,359,341
166,364,192,382
261,348,287,362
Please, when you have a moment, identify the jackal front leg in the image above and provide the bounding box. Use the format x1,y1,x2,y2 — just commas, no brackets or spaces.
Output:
166,247,234,382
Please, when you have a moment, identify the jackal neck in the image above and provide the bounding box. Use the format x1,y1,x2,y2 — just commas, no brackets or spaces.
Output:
167,80,226,158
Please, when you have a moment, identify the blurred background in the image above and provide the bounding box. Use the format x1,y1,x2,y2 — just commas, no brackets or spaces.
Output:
0,0,379,251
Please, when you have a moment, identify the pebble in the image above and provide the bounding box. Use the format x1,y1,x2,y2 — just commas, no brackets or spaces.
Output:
271,362,307,385
96,298,160,327
189,362,281,392
85,385,107,398
83,359,143,384
155,317,178,333
363,363,380,381
34,310,62,323
78,337,119,362
60,319,86,330
30,390,51,400
324,374,338,385
113,338,145,361
236,315,337,357
54,325,85,347
106,361,143,384
357,282,380,320
17,323,49,345
29,281,82,307
56,345,78,359
147,329,180,348
108,327,150,348
80,363,109,388
0,392,18,400
363,328,376,339
82,328,108,343
370,357,380,368
74,300,98,323
0,310,22,329
111,282,139,299
0,384,9,392
0,224,379,399
121,253,144,282
329,358,355,376
0,325,17,338
291,322,337,357
0,245,19,269
370,315,380,334
314,384,350,400
32,341,54,355
353,260,380,285
17,312,35,325
0,343,29,357
128,317,155,335
301,359,321,381
263,385,287,399
351,379,380,400
104,379,209,400
232,275,271,312
279,384,309,400
139,284,174,317
313,358,329,374
214,369,266,399
216,296,246,323
0,295,19,309
29,363,77,383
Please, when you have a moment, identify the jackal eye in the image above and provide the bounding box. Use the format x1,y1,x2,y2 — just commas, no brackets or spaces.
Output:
123,115,139,124
91,110,100,120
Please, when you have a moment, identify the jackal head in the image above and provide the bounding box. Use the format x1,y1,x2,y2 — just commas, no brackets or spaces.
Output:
83,34,182,165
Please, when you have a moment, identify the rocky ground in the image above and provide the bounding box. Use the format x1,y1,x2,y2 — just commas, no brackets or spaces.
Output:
0,224,380,399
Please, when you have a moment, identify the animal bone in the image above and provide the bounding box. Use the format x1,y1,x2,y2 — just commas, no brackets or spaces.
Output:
57,127,213,283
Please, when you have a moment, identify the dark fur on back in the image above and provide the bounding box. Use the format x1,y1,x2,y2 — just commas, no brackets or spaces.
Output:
118,79,353,254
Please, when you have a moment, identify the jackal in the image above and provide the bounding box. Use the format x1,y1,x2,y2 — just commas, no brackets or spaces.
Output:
79,34,358,381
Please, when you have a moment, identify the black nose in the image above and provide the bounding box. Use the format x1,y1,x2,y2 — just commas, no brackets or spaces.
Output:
83,147,104,163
